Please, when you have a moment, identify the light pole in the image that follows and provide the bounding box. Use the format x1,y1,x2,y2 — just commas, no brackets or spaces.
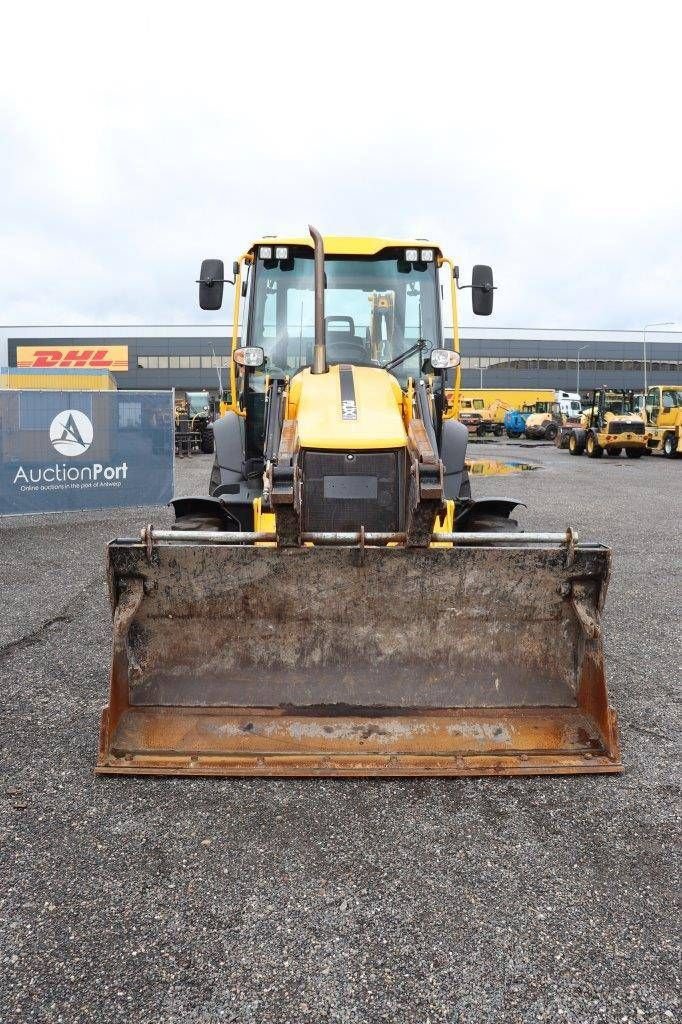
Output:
576,344,590,394
643,322,674,392
480,361,484,388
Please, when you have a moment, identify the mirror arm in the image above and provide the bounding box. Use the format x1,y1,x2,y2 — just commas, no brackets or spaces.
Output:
196,277,235,286
454,279,497,294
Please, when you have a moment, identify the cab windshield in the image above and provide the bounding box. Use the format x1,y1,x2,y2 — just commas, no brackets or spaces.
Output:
245,249,442,388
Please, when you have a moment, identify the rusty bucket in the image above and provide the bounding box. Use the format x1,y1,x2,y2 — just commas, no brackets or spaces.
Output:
96,531,621,776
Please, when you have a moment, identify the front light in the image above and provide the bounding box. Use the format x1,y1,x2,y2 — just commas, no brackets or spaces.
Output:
260,246,273,260
405,248,418,262
430,349,461,370
233,346,265,368
275,246,289,260
420,249,434,262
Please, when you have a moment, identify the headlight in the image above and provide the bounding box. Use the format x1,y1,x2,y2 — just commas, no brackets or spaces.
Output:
275,246,289,260
260,246,273,259
420,249,434,262
430,349,461,370
405,248,418,262
233,346,265,368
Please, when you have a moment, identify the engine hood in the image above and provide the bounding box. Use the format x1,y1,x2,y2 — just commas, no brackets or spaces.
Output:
288,364,407,450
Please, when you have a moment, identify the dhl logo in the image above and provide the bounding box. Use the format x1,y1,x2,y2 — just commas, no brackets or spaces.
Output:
17,345,128,371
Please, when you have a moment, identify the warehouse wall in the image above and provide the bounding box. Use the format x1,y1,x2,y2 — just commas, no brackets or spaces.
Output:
5,332,681,395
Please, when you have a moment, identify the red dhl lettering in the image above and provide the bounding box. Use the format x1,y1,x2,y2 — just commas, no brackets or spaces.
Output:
28,348,115,368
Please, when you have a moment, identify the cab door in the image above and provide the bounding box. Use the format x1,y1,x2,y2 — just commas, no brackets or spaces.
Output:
645,388,660,426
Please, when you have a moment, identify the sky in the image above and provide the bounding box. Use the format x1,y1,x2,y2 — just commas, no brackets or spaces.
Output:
0,0,680,333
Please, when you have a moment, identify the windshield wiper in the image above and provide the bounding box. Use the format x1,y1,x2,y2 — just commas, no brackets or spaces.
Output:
381,339,427,372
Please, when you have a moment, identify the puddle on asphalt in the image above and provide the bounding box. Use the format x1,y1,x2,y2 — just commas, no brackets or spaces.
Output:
466,459,539,476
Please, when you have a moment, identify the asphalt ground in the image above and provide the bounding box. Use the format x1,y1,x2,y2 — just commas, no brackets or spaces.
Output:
1,442,680,1024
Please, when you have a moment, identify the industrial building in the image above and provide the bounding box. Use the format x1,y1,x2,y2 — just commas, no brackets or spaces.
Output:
2,324,680,399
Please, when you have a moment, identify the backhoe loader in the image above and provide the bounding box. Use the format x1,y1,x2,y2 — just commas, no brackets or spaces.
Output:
97,228,621,777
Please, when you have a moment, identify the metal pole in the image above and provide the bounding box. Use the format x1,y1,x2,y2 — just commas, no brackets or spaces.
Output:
643,322,674,393
577,344,589,394
140,528,578,547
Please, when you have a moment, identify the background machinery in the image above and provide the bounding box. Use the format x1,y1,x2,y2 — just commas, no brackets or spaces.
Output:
636,385,682,457
97,228,620,778
174,390,215,456
565,389,649,458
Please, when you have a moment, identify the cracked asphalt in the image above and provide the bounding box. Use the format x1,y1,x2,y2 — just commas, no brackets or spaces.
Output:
1,443,680,1023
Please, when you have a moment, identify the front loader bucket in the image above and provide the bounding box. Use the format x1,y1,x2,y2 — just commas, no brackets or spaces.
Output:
97,533,621,776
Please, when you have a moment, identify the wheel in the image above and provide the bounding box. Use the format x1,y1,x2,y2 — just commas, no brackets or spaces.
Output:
586,433,603,458
625,448,643,459
544,422,559,441
200,429,215,454
493,425,504,437
569,432,584,456
466,514,521,533
606,447,622,457
663,434,678,458
506,429,522,439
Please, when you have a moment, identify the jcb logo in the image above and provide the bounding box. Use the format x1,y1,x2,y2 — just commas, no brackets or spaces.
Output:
17,345,128,371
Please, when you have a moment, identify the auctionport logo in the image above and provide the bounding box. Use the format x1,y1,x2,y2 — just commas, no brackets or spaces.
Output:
49,409,94,457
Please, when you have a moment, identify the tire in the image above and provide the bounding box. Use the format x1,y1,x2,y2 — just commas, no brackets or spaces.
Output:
200,429,215,454
493,425,504,437
466,514,521,533
663,434,678,458
606,447,622,457
586,433,603,458
625,448,644,459
209,456,221,495
544,422,559,441
569,432,584,456
506,429,522,439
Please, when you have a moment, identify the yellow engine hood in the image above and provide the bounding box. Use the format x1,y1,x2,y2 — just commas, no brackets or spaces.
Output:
288,364,407,450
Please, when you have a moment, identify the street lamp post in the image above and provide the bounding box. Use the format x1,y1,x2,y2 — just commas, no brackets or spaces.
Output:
576,344,590,394
643,322,674,392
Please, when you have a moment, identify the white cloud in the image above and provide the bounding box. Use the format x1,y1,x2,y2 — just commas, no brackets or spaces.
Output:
1,0,680,330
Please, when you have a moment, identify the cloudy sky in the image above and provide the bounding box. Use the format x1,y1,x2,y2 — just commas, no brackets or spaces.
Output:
1,0,680,332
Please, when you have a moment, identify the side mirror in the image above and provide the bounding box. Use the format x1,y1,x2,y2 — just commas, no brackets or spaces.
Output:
199,259,225,310
472,264,494,316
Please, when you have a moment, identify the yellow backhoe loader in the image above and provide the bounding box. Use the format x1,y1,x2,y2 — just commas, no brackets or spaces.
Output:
97,228,621,777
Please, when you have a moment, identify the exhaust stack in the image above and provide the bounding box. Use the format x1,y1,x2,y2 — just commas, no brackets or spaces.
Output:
309,224,327,374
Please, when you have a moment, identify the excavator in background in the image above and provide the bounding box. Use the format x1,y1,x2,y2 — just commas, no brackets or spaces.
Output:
97,228,620,778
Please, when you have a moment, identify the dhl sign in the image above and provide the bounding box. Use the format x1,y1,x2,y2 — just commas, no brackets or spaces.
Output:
17,345,128,371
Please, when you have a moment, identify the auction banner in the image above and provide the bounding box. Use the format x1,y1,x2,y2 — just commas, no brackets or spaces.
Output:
0,390,174,515
16,344,129,370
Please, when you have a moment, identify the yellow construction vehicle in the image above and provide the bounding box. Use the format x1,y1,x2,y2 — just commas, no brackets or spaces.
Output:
635,385,682,457
566,389,649,458
97,229,620,778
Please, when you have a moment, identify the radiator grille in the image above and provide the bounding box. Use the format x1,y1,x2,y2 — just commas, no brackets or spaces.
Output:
302,450,402,532
609,419,644,436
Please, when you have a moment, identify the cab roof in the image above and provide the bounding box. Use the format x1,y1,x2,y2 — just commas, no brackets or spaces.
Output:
249,235,442,257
